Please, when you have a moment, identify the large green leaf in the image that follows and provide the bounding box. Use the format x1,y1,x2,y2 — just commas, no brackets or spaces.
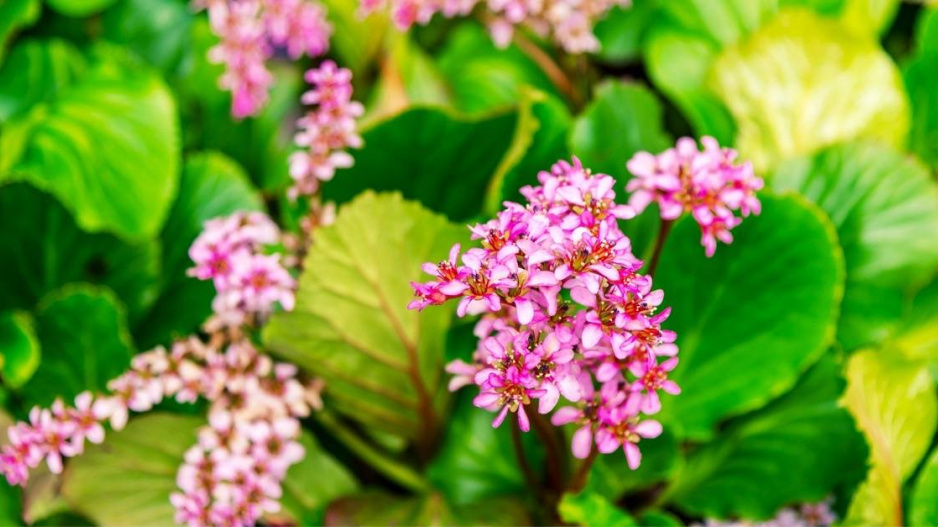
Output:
558,492,637,527
655,193,843,439
19,286,135,408
427,392,545,505
322,108,517,222
0,42,180,241
0,39,84,122
266,431,359,525
61,413,202,526
664,353,867,519
592,0,659,64
436,23,563,114
100,0,193,76
264,192,467,444
905,8,938,168
0,310,40,389
569,80,672,183
0,480,21,527
134,152,263,349
710,8,909,171
911,448,938,526
772,142,938,350
842,349,937,526
0,182,160,321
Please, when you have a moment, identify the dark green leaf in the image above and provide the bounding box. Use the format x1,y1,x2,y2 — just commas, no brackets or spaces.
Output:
264,192,467,443
655,193,843,439
771,142,938,350
46,0,119,17
135,152,263,348
325,492,530,526
101,0,193,75
0,182,159,322
569,80,672,183
322,108,517,222
61,413,202,526
20,286,134,408
592,0,659,64
665,353,867,519
0,39,84,121
0,311,40,389
0,0,39,66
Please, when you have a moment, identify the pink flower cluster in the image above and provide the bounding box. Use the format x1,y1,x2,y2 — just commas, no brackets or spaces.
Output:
1,338,321,527
197,0,332,118
409,157,679,469
288,61,364,200
626,136,764,257
360,0,628,53
189,211,296,326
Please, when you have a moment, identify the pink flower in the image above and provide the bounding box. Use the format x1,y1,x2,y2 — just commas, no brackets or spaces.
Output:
626,136,764,257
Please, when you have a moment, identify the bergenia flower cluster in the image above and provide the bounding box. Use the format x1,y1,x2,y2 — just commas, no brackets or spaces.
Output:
288,60,364,200
189,211,296,326
626,136,764,257
0,338,322,527
361,0,629,53
696,498,837,527
196,0,332,118
409,157,679,469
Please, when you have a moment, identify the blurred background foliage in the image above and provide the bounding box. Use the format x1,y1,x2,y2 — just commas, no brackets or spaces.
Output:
1,0,938,525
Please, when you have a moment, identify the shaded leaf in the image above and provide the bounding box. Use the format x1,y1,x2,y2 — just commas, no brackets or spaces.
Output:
0,0,39,66
0,39,83,121
101,0,193,75
655,193,843,439
0,311,40,389
45,0,119,17
325,491,530,526
592,0,659,64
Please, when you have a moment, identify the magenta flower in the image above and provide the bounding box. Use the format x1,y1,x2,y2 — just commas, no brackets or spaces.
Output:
410,157,680,469
626,136,764,257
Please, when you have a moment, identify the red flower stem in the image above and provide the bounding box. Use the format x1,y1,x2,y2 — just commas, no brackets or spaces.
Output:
646,219,674,278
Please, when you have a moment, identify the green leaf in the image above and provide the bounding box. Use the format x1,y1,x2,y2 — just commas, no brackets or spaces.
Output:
710,8,909,171
655,193,843,439
592,0,659,64
0,182,160,322
0,0,40,66
558,492,637,527
436,22,564,114
20,286,134,408
45,0,118,17
135,152,263,349
0,481,21,527
665,353,867,519
569,80,672,183
0,39,84,121
365,33,452,124
0,311,40,389
100,0,193,76
325,492,530,526
771,142,938,350
1,42,180,241
911,448,938,526
427,392,545,505
890,276,938,378
319,0,388,78
270,431,359,525
61,413,202,526
263,192,468,443
905,9,938,168
322,108,518,222
842,349,937,526
839,0,900,36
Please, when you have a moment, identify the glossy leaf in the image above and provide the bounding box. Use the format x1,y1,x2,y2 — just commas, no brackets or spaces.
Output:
842,350,937,526
558,492,637,527
569,80,672,182
62,413,202,526
0,43,180,241
772,142,938,350
264,192,468,442
0,310,40,389
665,354,867,519
322,108,518,222
19,286,135,408
710,8,909,171
655,194,843,439
135,152,263,348
0,182,160,321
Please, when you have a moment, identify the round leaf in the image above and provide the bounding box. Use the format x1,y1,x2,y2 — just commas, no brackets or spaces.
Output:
655,193,843,439
771,142,938,350
263,192,468,443
709,8,909,171
19,286,134,408
1,43,180,241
